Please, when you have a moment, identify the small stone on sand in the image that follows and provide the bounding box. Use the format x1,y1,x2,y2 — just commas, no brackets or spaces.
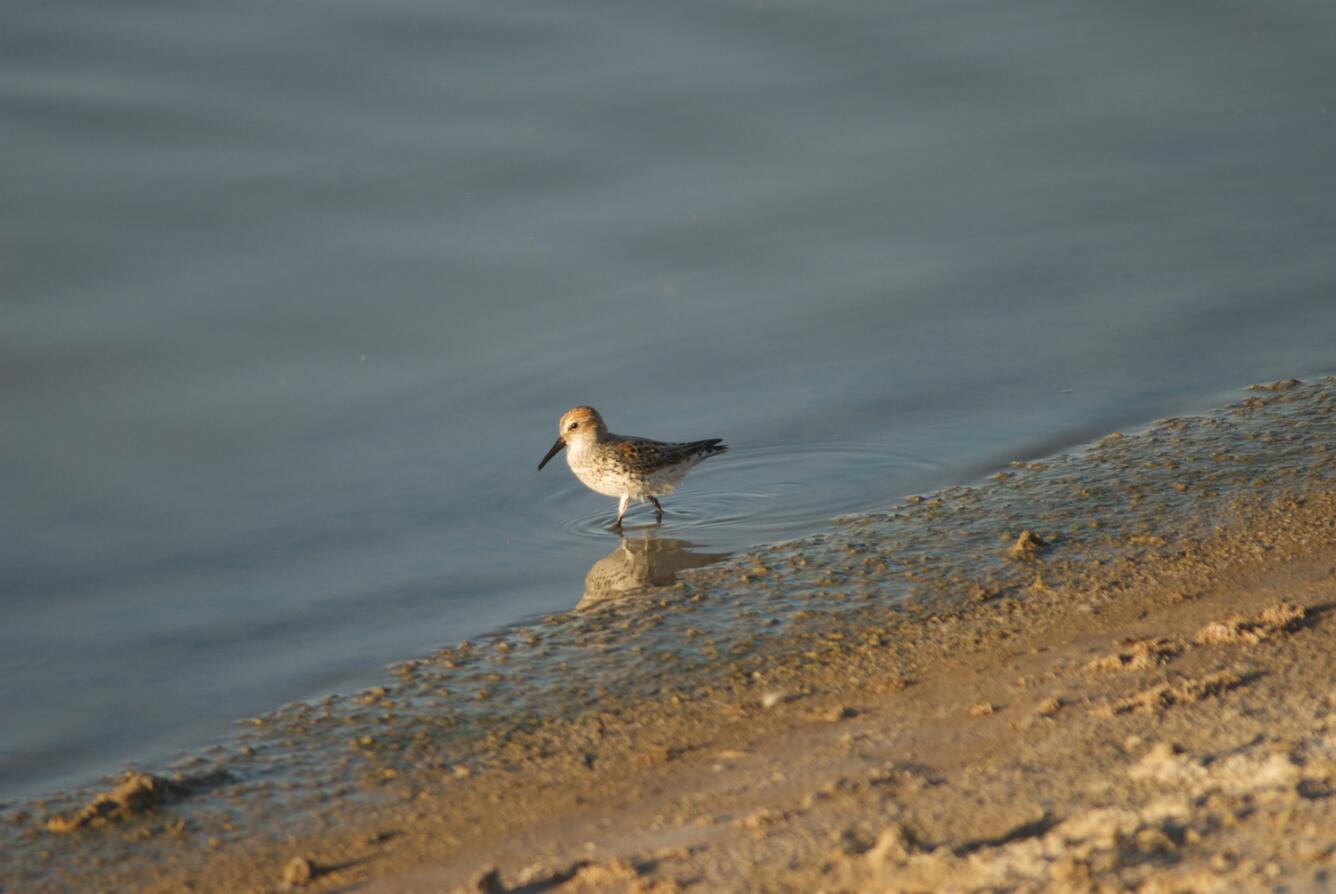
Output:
1009,530,1047,560
281,856,315,887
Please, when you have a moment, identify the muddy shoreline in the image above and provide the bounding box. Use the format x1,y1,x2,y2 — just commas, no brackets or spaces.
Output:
5,377,1336,893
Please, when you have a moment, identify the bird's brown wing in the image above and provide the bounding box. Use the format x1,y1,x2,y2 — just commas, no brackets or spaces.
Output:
614,437,728,471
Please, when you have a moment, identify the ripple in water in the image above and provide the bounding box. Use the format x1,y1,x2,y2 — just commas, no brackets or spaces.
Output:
543,441,939,549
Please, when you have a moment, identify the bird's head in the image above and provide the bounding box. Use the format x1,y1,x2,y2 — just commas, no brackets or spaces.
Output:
538,406,606,470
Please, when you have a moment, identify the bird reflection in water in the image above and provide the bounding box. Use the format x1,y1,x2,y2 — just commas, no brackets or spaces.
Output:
578,534,729,610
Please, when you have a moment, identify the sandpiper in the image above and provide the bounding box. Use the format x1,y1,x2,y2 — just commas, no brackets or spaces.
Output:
537,406,727,528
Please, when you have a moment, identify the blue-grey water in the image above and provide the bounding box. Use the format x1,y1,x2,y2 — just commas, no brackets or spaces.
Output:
4,0,1336,800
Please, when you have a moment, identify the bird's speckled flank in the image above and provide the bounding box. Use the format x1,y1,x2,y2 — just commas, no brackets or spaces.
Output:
537,406,727,527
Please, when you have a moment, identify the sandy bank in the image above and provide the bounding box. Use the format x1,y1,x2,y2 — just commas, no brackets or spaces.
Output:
5,378,1336,893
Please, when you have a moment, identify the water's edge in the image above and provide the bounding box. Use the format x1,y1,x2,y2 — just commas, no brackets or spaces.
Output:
4,375,1335,893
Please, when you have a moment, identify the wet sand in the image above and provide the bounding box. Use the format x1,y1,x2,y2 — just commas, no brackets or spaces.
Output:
6,378,1336,893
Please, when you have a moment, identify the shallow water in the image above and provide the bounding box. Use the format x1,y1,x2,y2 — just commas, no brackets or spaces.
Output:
4,0,1336,799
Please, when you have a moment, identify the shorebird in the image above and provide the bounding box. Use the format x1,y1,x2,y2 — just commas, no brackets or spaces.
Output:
537,406,727,528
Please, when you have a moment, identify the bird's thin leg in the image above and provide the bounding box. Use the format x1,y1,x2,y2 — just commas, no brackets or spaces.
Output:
612,495,630,529
649,496,664,523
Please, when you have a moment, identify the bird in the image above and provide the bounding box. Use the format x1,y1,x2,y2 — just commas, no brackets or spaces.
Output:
537,406,727,528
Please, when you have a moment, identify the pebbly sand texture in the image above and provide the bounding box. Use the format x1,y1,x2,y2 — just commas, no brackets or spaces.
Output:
5,377,1336,892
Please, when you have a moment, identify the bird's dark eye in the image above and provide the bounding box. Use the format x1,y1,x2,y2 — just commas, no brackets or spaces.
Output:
568,421,578,430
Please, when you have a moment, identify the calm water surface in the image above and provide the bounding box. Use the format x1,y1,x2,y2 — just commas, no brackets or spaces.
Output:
4,0,1336,798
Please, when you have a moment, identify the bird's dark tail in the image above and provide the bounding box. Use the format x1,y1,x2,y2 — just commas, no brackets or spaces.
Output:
685,438,727,459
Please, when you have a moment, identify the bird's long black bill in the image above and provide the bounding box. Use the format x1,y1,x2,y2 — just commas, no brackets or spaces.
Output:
537,438,565,470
